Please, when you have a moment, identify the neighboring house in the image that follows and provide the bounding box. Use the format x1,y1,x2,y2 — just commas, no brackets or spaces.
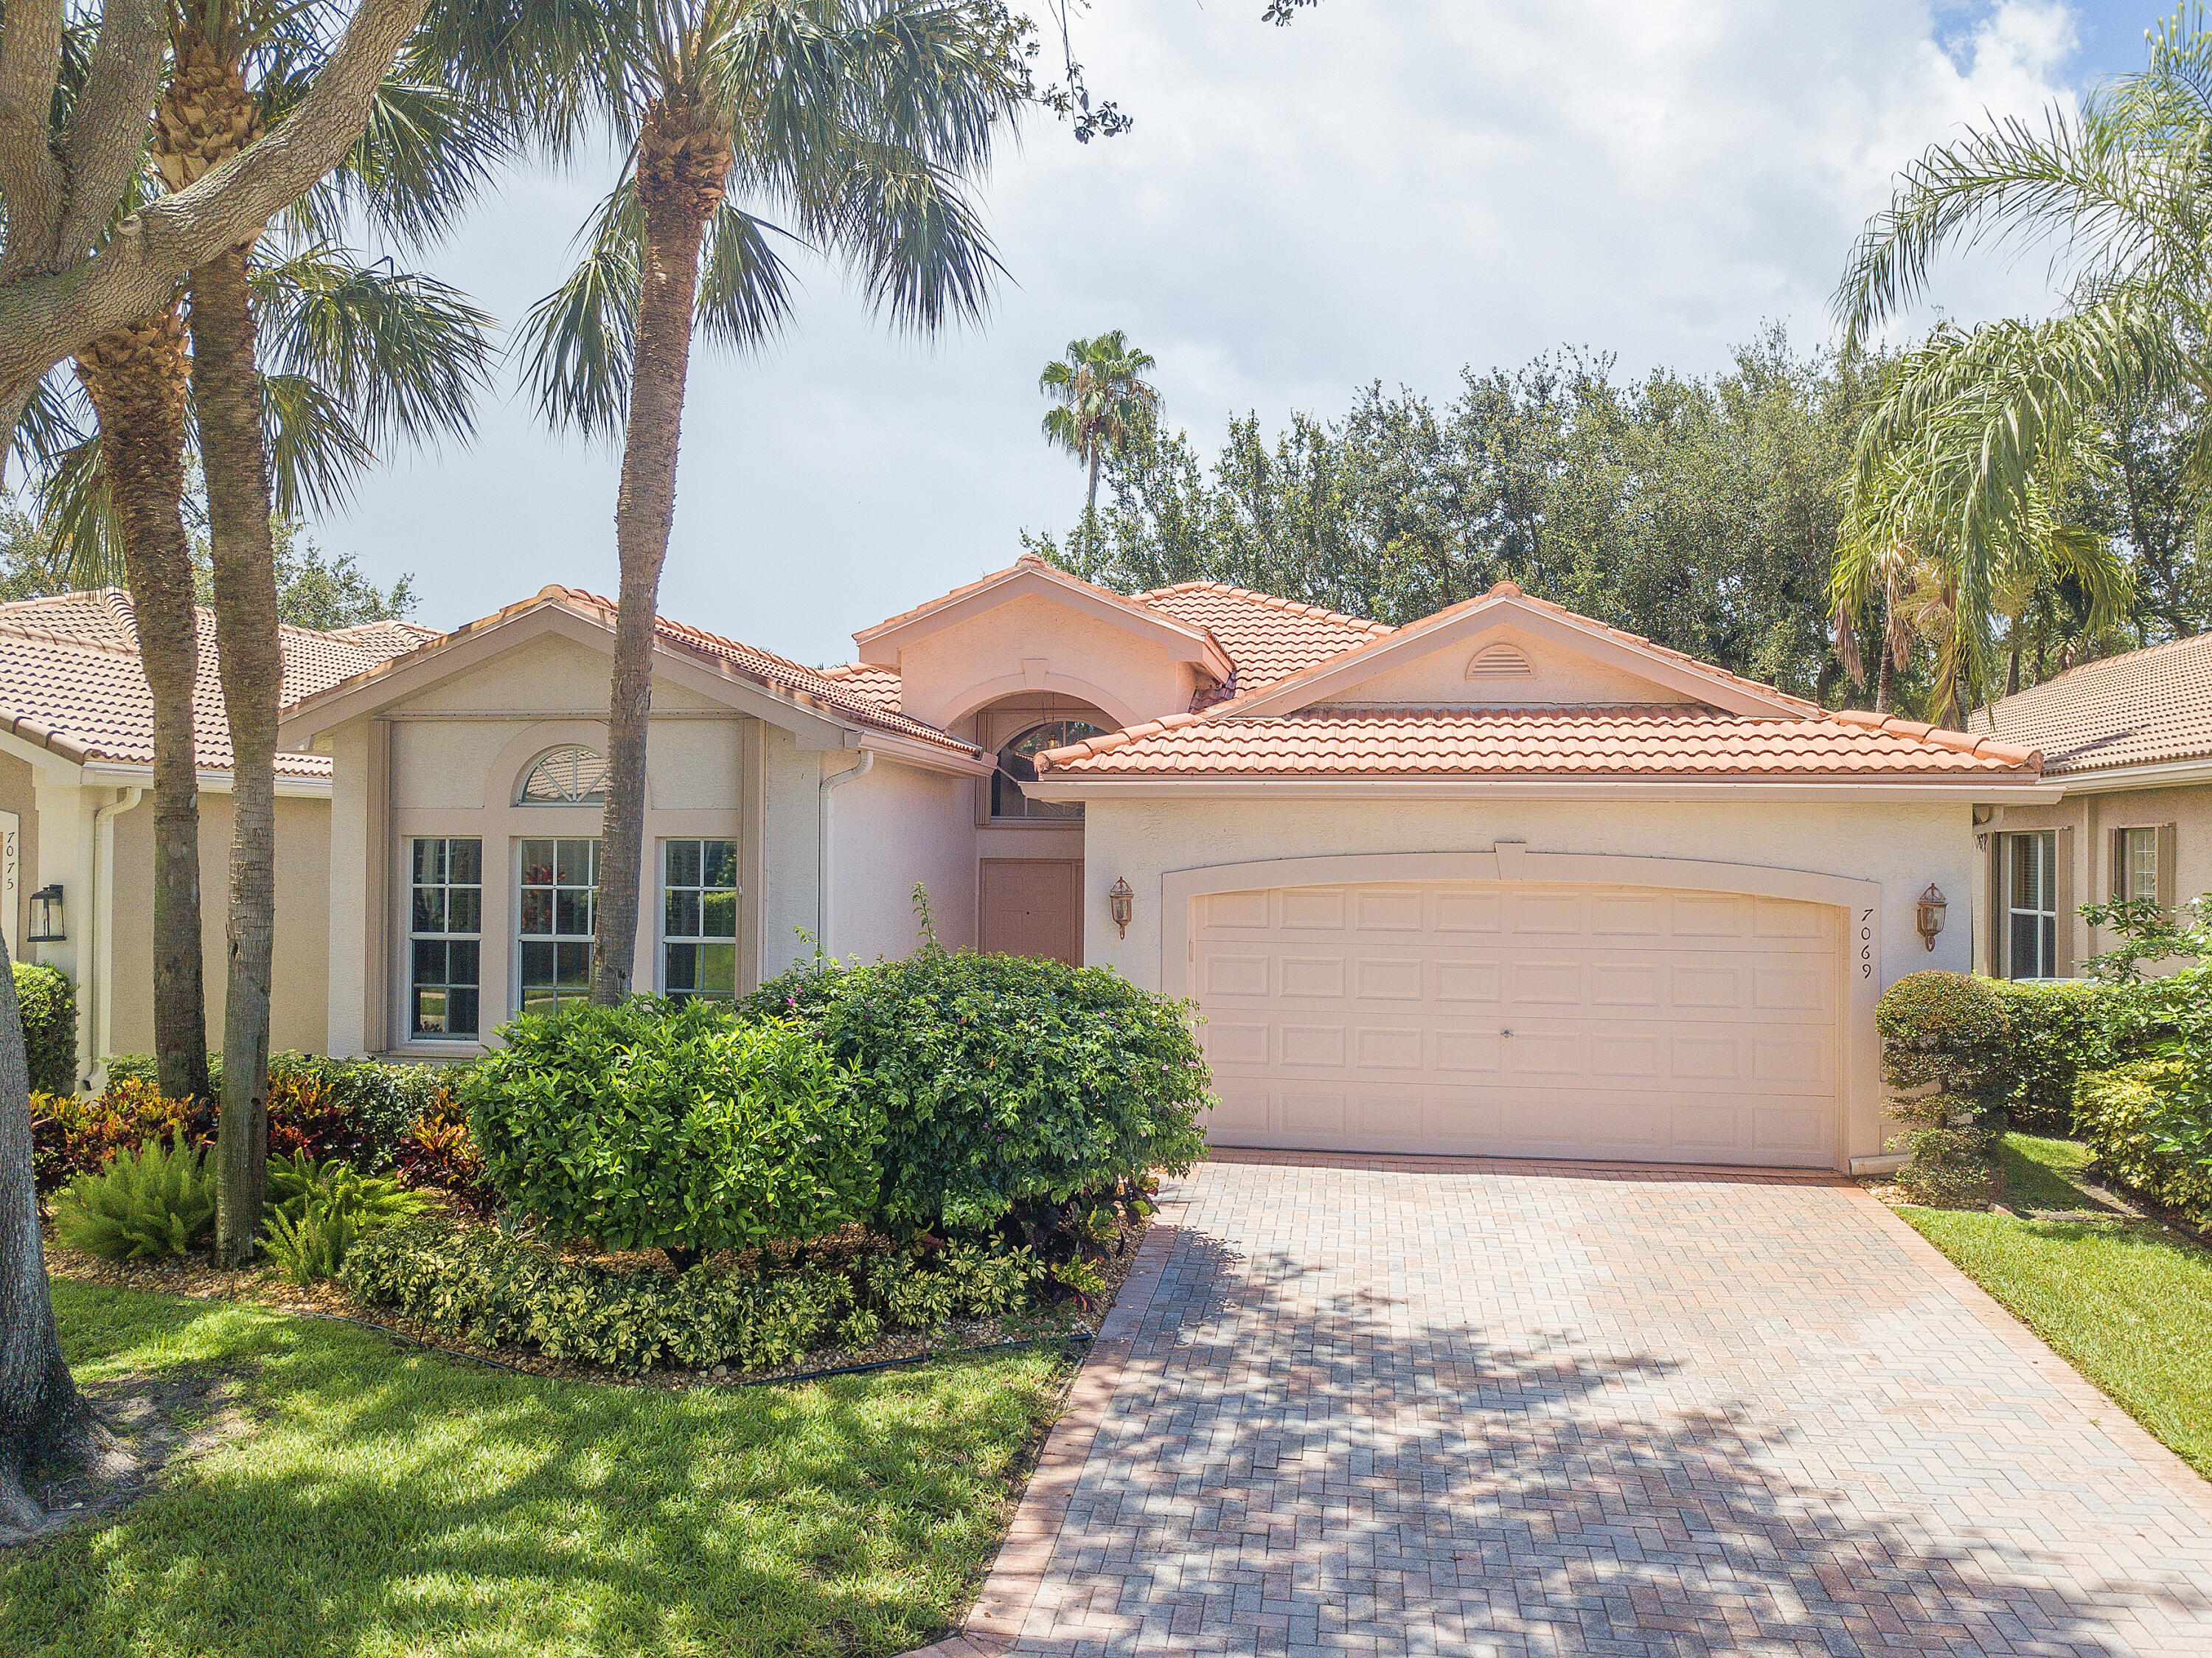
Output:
0,589,434,1086
14,555,2059,1173
1967,632,2212,981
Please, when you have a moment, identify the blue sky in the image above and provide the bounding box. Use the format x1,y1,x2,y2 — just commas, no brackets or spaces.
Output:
314,2,2174,666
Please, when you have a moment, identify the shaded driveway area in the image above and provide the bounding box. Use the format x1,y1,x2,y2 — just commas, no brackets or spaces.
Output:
968,1155,2212,1657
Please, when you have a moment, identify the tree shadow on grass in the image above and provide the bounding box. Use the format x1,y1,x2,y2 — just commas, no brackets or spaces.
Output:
1025,1207,2212,1656
2,1296,1068,1658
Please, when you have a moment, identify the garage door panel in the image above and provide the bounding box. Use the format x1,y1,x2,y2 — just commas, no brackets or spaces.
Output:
1279,955,1345,997
1194,879,1843,1168
1436,892,1503,932
1279,888,1346,929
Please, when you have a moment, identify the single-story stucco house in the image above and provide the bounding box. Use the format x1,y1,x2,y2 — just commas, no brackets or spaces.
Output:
4,555,2059,1173
1968,631,2212,981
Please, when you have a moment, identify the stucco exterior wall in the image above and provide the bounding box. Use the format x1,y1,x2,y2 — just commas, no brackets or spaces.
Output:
759,726,822,981
1975,780,2212,976
1077,792,1978,1170
1335,623,1698,707
827,754,977,964
108,791,330,1061
317,633,759,1055
0,750,37,954
888,592,1202,730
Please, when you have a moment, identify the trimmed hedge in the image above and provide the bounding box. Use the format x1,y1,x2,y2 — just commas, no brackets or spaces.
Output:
1986,979,2124,1135
15,962,77,1095
463,998,881,1266
753,945,1211,1235
1875,972,2010,1207
340,1217,1051,1375
2075,1060,2212,1225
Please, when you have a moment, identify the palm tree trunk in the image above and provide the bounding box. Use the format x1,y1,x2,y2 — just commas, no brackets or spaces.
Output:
592,110,728,1005
0,934,115,1537
74,307,212,1108
189,247,279,1266
1083,445,1101,560
1874,637,1893,714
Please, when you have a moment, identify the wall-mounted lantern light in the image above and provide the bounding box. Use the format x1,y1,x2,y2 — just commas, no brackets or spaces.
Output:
1108,876,1134,940
27,884,63,943
1916,883,1947,951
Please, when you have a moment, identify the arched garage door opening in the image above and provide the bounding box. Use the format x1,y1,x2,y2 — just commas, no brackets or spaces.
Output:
1187,876,1848,1168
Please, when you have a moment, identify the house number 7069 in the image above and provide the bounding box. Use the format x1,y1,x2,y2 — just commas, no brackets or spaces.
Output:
1860,909,1874,977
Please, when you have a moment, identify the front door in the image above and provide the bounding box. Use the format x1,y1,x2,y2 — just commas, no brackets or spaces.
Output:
980,859,1083,964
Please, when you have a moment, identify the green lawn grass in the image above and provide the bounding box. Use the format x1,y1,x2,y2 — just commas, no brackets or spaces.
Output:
1,1280,1070,1657
1900,1134,2212,1478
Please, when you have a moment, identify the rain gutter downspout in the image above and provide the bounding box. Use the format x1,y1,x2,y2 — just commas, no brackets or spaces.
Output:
88,785,142,1092
817,749,874,958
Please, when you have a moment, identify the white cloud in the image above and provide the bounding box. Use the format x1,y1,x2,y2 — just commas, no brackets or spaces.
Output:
317,1,2088,665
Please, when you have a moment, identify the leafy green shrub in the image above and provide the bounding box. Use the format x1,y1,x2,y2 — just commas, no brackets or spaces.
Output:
866,1250,957,1330
463,999,879,1267
1986,979,2126,1134
340,1217,863,1373
52,1137,215,1260
30,1078,197,1193
2075,1060,2212,1226
941,1241,1041,1318
15,962,77,1096
1877,971,2011,1207
752,943,1210,1235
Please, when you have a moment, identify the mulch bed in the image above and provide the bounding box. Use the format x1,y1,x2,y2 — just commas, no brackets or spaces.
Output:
41,1210,1151,1392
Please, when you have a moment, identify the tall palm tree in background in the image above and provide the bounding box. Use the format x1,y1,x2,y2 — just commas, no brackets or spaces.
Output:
1040,328,1158,557
506,0,1031,1004
1828,7,2212,719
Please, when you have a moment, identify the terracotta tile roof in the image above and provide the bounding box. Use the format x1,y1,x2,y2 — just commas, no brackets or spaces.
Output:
1969,631,2212,775
1128,581,1392,695
522,588,979,755
1213,580,1829,721
1037,704,2043,780
0,589,436,779
815,661,907,713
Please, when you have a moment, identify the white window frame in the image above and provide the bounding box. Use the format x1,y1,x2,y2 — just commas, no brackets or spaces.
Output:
2006,830,2059,980
658,836,740,1003
407,836,484,1041
515,835,599,1016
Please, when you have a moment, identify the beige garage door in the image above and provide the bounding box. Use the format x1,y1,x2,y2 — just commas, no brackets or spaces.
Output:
1194,881,1842,1167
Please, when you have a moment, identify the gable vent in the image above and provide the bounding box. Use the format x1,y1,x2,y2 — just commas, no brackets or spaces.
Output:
1467,642,1533,679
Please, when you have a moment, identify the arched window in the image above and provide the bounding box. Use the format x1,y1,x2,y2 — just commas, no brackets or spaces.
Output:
519,745,608,805
992,720,1105,819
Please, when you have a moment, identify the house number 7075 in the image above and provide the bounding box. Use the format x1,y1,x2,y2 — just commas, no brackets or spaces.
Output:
1860,909,1874,977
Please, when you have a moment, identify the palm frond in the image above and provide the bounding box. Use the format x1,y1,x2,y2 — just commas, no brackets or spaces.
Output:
261,373,378,521
516,185,641,440
1833,106,2166,349
696,197,803,353
252,243,497,463
35,435,125,590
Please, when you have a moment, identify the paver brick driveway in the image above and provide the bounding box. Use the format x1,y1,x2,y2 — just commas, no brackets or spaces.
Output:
978,1155,2212,1657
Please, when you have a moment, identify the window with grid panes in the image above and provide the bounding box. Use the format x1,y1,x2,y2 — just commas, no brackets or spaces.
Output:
518,837,597,1013
409,837,481,1036
663,838,738,1002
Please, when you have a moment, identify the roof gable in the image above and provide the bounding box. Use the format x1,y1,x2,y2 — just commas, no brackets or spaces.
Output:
853,554,1232,682
276,586,983,764
1225,582,1815,719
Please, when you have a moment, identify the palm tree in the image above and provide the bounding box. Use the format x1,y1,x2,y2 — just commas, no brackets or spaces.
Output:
1040,328,1158,555
1829,8,2212,714
147,3,496,1263
508,0,1030,1005
17,22,498,1131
